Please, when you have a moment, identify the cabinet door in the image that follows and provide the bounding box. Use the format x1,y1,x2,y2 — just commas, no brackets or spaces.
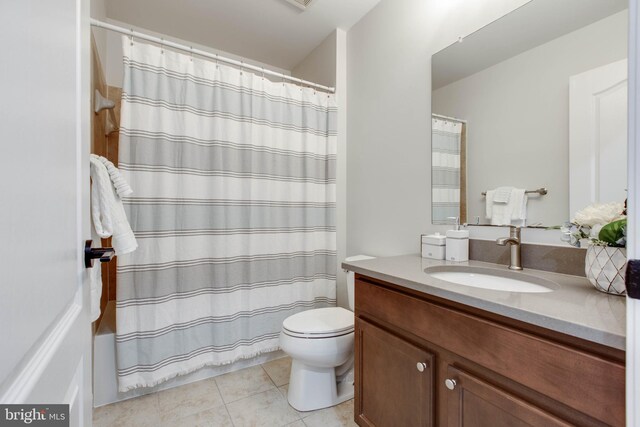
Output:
445,366,571,427
355,318,434,427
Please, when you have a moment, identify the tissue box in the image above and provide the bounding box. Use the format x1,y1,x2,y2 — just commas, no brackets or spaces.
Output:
421,233,446,260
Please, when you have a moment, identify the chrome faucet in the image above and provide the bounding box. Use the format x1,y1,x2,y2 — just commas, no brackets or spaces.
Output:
496,226,523,270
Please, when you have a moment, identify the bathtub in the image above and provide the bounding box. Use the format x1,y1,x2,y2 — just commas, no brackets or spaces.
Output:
93,301,285,407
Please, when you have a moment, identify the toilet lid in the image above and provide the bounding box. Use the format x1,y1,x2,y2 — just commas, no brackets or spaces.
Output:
282,307,354,337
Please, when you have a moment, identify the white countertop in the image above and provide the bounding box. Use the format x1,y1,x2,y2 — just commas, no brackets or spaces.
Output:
342,255,626,350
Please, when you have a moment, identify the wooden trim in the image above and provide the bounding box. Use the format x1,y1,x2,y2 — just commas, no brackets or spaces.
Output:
459,122,467,224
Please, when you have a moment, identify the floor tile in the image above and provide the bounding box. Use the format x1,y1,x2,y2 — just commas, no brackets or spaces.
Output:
226,388,301,427
301,399,357,427
215,365,276,403
156,377,225,423
161,405,233,427
93,393,161,427
285,421,306,427
92,404,115,427
262,356,292,387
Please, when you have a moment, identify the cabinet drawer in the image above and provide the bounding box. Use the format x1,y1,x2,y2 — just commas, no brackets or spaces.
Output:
355,277,624,426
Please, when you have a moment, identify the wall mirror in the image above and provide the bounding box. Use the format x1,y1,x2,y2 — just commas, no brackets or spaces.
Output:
431,0,628,227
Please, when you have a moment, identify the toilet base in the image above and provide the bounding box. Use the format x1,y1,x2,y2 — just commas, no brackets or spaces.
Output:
286,359,354,412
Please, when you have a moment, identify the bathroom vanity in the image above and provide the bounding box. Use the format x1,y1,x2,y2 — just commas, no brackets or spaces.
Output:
343,255,625,427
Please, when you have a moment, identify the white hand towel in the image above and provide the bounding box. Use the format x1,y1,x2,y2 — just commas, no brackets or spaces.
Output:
491,203,513,226
97,156,133,198
486,189,512,224
493,186,513,203
485,190,496,219
89,230,103,322
90,154,138,255
510,189,528,226
90,155,114,238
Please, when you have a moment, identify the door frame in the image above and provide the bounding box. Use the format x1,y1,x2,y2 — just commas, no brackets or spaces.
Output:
627,1,640,426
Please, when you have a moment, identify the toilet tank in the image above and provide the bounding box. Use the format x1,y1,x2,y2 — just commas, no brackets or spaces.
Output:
344,255,375,311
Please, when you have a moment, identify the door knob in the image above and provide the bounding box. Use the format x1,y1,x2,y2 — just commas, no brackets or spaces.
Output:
416,362,427,372
84,240,115,268
445,378,457,390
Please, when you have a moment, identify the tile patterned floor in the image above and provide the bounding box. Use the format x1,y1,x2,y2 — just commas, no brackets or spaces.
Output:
93,356,357,427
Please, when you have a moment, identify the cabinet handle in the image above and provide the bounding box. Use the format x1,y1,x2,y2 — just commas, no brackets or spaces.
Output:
445,378,457,390
416,362,427,372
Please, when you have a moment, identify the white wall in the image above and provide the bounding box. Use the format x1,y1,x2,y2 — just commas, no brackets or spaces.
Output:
346,0,532,257
99,19,292,88
292,31,338,88
433,10,628,227
291,30,349,308
90,0,107,72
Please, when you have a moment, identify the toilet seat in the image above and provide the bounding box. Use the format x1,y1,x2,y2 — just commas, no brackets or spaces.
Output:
282,307,354,339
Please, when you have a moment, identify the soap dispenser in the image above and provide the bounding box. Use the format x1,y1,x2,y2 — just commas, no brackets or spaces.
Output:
446,217,469,262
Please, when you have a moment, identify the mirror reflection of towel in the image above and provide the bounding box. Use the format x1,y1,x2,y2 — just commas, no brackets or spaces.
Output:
486,188,528,225
510,190,528,226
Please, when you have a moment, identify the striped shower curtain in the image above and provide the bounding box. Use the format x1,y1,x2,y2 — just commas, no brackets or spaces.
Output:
115,38,337,391
432,117,463,224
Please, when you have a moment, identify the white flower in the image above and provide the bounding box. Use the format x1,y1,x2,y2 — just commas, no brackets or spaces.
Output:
589,224,603,239
572,202,625,227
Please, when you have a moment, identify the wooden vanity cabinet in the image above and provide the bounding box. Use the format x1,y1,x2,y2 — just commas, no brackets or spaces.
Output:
353,275,625,427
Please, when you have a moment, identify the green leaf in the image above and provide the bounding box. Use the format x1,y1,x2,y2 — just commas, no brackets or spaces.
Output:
598,219,627,247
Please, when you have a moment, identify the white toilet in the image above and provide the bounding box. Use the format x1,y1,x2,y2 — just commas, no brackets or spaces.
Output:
280,255,374,412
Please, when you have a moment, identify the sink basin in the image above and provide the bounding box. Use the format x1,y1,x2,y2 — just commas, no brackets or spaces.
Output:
424,266,557,293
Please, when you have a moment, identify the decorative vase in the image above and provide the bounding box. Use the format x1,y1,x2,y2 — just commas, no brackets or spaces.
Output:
585,245,627,296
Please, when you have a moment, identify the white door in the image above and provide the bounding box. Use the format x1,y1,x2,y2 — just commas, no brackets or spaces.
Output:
0,1,92,426
628,2,640,426
569,59,628,215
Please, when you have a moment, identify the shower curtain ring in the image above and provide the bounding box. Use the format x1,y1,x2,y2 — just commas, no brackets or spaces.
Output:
261,67,265,80
240,61,244,76
160,38,164,54
215,54,219,69
130,28,134,46
189,46,193,62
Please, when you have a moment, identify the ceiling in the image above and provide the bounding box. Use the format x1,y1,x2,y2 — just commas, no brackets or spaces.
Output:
105,0,381,70
432,0,628,89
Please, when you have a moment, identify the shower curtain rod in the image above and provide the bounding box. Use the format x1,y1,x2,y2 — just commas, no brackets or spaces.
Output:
90,19,336,93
